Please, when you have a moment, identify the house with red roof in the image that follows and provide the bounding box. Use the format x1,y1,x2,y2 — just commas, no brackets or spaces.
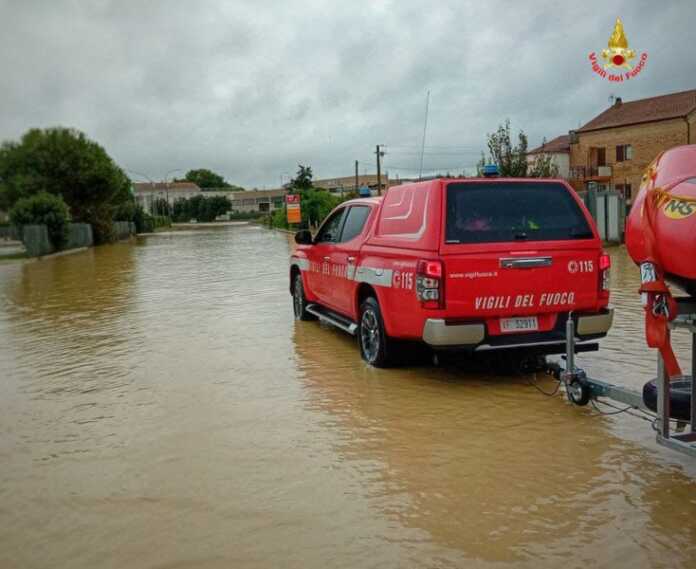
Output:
568,89,696,203
527,134,571,179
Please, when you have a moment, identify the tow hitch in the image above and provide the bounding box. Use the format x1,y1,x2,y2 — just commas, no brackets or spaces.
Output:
543,302,696,458
543,317,592,406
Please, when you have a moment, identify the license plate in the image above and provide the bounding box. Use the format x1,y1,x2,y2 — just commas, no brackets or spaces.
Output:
500,316,538,333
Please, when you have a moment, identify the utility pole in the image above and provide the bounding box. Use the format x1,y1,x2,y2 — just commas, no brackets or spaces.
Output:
375,145,384,196
355,160,359,194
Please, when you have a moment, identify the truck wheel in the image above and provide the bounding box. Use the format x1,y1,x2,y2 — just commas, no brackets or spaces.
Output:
358,297,393,367
293,274,315,321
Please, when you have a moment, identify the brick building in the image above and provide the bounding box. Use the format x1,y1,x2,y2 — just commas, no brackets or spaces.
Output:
133,182,286,215
569,89,696,203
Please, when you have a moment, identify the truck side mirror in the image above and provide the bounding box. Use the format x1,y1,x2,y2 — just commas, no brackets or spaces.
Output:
294,229,313,245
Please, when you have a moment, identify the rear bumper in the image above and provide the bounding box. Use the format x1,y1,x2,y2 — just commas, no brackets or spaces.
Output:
422,319,486,346
576,307,614,336
422,307,614,350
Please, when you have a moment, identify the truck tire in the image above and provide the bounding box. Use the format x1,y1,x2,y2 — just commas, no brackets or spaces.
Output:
358,296,394,367
293,274,315,321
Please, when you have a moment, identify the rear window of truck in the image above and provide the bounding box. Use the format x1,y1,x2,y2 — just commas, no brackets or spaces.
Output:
445,182,593,244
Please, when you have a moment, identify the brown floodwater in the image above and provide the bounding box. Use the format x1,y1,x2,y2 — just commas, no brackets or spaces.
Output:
1,224,695,569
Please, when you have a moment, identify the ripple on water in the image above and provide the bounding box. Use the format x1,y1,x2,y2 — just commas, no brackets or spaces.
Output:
1,232,695,569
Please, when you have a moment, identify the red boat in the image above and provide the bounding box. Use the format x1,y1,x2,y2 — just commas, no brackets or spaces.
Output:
626,145,696,295
626,144,696,378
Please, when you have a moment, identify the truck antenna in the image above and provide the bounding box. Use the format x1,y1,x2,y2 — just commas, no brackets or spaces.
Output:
418,90,431,180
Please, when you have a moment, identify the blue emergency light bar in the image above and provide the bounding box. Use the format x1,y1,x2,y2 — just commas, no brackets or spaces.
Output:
482,164,500,177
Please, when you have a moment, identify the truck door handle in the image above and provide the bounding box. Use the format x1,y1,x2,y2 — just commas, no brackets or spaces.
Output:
323,256,330,261
347,256,356,263
500,257,552,269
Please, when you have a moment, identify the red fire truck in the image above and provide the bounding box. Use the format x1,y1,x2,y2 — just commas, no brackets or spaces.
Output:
290,176,613,367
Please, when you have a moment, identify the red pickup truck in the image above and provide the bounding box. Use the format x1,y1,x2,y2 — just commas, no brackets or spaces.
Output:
290,178,613,367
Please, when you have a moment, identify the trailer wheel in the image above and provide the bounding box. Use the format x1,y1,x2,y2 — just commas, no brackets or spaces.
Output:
642,377,692,421
567,378,591,406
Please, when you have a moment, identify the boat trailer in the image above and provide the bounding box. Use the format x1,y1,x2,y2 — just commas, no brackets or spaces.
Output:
552,298,696,458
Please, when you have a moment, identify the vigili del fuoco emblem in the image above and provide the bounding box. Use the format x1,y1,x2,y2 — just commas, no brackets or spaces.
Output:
589,18,647,82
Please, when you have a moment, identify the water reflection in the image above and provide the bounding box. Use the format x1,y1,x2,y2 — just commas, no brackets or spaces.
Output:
0,231,695,569
291,320,696,566
3,243,141,392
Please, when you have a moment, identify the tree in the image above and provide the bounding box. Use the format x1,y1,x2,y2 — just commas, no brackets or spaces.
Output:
153,198,171,216
0,127,131,243
9,192,69,249
528,152,560,178
301,190,342,227
180,168,232,189
171,195,231,222
480,119,529,177
113,200,154,233
289,165,313,192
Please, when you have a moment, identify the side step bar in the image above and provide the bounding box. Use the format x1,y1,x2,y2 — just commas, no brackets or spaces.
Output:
306,304,358,335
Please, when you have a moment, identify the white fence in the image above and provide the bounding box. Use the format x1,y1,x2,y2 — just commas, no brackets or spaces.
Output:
578,190,626,243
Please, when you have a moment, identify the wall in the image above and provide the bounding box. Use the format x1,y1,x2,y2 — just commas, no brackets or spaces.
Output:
570,118,689,202
113,221,135,240
688,111,696,144
19,222,110,257
66,223,94,249
21,225,54,256
0,225,21,241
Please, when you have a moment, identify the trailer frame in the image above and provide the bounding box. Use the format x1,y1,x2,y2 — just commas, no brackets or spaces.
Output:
560,298,696,458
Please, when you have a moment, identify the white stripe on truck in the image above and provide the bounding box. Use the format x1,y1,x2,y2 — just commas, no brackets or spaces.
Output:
354,266,393,287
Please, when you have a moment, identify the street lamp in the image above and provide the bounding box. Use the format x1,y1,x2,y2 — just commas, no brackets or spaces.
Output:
163,168,183,217
164,168,183,215
126,169,157,214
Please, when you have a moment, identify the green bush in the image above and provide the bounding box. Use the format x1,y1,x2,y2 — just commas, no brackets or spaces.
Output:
138,215,155,233
133,205,152,233
0,127,132,244
152,215,171,228
113,200,137,222
115,201,158,234
9,192,69,249
269,207,289,229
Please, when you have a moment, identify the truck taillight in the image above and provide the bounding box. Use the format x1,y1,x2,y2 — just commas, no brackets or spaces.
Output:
599,252,611,292
416,260,444,309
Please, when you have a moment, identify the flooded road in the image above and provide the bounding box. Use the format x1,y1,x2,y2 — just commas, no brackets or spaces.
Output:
1,224,695,569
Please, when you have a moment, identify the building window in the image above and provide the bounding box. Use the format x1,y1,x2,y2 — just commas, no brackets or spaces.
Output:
616,144,633,162
591,147,607,167
615,183,632,200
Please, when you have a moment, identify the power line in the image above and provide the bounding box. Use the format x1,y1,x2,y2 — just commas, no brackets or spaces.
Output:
386,145,482,150
386,151,482,156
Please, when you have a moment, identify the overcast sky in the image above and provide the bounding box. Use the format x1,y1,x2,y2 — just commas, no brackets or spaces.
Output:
1,0,695,188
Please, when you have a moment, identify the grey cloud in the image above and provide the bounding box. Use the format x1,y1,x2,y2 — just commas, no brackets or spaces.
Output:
1,0,695,187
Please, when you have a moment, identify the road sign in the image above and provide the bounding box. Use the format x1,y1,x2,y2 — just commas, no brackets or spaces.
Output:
286,194,301,224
